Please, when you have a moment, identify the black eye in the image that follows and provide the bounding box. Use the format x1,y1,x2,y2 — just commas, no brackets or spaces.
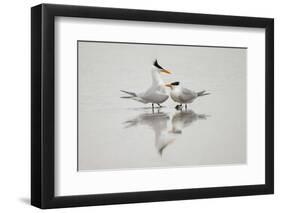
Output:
171,82,180,86
153,60,163,69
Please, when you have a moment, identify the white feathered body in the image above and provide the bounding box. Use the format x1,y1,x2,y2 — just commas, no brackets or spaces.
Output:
121,66,169,104
138,83,169,104
170,86,198,104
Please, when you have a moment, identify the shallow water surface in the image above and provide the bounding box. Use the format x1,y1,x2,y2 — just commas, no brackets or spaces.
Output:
78,41,247,171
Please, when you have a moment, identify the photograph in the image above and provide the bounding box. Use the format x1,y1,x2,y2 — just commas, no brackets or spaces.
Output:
77,41,247,171
30,3,274,209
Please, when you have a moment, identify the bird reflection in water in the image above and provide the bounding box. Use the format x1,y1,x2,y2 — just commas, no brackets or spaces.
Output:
124,111,174,155
171,110,208,134
124,109,209,155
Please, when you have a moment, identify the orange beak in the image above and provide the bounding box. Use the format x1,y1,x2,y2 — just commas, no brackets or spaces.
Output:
161,69,172,74
165,83,172,88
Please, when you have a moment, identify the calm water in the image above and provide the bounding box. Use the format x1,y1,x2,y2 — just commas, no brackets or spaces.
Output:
78,42,247,171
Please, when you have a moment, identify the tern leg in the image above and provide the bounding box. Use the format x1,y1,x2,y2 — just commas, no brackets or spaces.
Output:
151,104,155,113
185,104,187,109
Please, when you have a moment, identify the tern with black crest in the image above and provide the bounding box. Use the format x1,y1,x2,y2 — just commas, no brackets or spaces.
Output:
121,60,172,108
165,81,210,110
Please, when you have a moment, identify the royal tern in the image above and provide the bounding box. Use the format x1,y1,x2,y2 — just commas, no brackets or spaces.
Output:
165,82,210,110
121,60,172,108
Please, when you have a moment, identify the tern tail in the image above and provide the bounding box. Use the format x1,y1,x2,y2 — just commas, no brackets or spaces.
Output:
120,90,147,103
197,90,210,97
120,90,137,98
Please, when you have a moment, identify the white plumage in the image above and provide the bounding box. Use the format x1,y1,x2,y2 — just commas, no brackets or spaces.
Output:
166,81,210,109
121,60,172,108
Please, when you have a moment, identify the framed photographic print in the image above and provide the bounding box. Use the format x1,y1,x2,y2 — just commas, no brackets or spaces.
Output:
31,3,274,209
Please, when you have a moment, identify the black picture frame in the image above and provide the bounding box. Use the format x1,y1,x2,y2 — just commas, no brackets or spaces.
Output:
31,3,274,209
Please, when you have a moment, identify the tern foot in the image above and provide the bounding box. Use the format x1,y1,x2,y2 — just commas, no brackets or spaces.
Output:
175,105,183,110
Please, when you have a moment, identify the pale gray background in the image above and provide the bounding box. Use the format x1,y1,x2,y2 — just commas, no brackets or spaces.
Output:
78,41,247,171
1,1,277,212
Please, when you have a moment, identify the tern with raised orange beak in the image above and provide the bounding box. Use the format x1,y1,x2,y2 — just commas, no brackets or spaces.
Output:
166,81,210,110
121,60,172,108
